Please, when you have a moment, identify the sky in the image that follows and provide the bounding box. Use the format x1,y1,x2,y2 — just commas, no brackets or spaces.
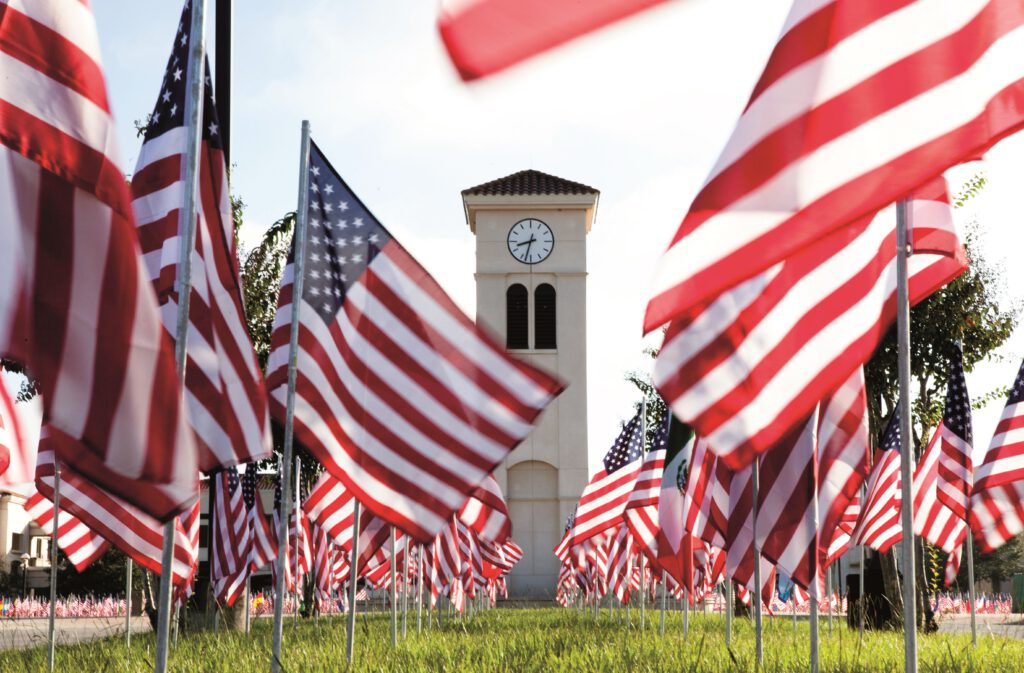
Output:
11,0,1021,472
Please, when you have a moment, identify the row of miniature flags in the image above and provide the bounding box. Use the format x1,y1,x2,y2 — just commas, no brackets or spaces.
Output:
553,334,1024,610
0,596,128,619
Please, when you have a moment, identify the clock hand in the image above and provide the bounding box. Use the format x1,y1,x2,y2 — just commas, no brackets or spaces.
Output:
516,237,537,247
525,237,534,260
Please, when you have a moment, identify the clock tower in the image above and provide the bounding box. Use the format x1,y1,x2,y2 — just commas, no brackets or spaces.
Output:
462,170,598,599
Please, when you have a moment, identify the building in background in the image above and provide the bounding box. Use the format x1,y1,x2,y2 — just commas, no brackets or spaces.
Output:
464,170,597,598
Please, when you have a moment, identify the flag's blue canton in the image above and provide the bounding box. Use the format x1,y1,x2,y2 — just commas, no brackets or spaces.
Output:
241,466,258,510
564,506,576,533
1008,361,1024,406
652,413,670,451
880,407,901,453
603,412,644,474
143,1,221,149
273,473,283,512
943,346,973,445
226,465,240,495
296,142,393,324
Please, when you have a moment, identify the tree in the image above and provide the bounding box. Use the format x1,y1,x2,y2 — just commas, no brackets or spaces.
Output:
240,211,295,371
862,175,1020,630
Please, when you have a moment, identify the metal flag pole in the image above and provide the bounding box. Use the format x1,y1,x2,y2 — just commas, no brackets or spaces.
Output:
683,589,689,640
155,3,207,671
417,544,424,634
390,528,398,647
810,590,820,673
639,397,647,631
859,484,866,637
810,442,821,673
125,558,133,648
827,566,833,637
346,499,361,663
725,577,733,646
402,536,409,639
214,0,232,165
639,553,647,630
270,118,312,673
967,536,977,647
244,576,251,635
752,458,764,667
659,576,667,636
47,462,61,672
293,455,301,627
895,198,919,673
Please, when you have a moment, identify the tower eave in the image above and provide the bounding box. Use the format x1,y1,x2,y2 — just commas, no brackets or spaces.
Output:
462,192,600,234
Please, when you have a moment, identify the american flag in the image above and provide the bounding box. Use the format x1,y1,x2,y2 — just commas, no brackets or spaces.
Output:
131,0,272,472
553,506,576,563
0,0,197,520
271,474,295,591
428,518,463,608
456,521,485,594
478,538,512,573
312,524,339,607
272,473,312,592
723,461,776,605
175,498,202,604
24,491,108,572
936,345,974,521
265,141,563,543
457,474,511,544
211,467,250,606
689,441,732,551
825,496,861,566
569,411,645,545
605,524,636,604
502,538,524,566
945,545,963,588
35,437,197,586
623,413,670,561
816,369,870,566
852,409,903,553
970,359,1024,551
913,427,968,553
646,0,1024,331
303,469,392,575
241,468,276,571
755,409,821,597
437,0,669,81
652,180,965,471
756,370,869,598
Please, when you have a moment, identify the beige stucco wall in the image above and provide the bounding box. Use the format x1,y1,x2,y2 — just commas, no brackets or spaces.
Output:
0,492,47,573
469,198,593,599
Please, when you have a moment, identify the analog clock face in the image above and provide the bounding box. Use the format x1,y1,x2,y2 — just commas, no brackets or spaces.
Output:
507,218,554,265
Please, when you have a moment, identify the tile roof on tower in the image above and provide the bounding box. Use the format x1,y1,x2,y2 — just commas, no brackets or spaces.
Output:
463,169,599,197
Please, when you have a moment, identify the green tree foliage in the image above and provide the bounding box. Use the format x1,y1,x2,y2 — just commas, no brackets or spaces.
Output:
864,182,1019,447
625,344,669,446
862,176,1020,627
950,533,1024,589
240,211,295,371
53,548,144,598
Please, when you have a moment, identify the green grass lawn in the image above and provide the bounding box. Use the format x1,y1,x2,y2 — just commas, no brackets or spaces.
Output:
1,607,1022,672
